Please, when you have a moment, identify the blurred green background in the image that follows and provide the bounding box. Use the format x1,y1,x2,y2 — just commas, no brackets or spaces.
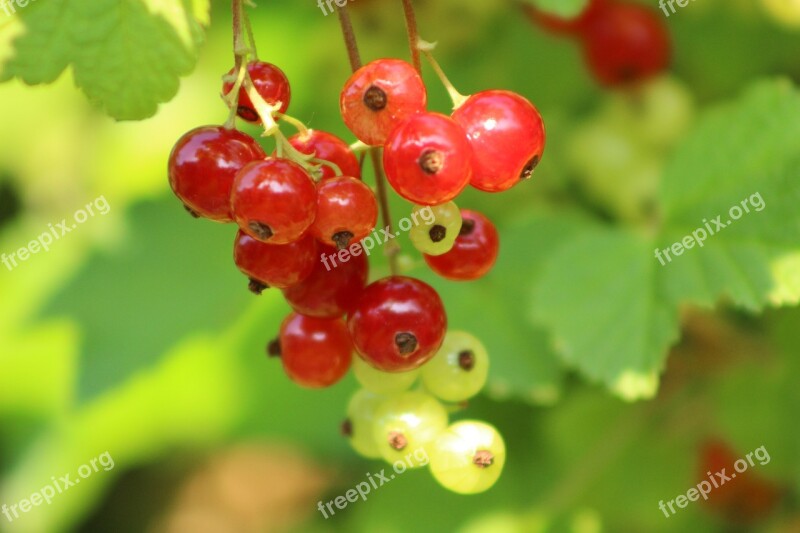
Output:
1,0,800,531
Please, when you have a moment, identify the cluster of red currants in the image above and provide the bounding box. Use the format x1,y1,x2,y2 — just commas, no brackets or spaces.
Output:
526,0,671,87
167,28,545,492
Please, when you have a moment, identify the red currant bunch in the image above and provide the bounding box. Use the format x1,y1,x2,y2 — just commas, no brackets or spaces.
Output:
166,0,535,495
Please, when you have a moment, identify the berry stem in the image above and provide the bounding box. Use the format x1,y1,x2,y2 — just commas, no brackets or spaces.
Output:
400,0,422,74
337,6,400,274
224,0,247,129
417,39,469,110
337,5,362,71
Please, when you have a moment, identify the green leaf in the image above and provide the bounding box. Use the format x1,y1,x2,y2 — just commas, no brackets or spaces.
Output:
659,80,800,310
2,0,210,120
532,230,680,400
530,80,800,398
521,0,589,18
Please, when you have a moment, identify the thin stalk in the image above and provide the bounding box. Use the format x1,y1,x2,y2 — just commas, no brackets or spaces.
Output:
400,0,422,73
418,40,469,110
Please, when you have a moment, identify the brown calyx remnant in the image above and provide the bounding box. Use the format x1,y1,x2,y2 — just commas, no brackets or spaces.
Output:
395,332,418,355
388,431,408,450
473,450,494,468
363,85,388,111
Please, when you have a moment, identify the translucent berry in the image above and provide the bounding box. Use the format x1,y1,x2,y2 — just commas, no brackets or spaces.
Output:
311,176,378,249
340,59,427,146
282,243,368,318
424,210,499,281
231,158,317,244
452,90,545,192
383,112,472,205
348,276,447,372
422,331,489,402
372,391,448,467
223,61,291,123
288,130,362,181
580,2,671,87
408,202,462,256
233,231,317,292
344,389,384,459
168,126,265,222
277,313,353,388
353,356,419,395
429,421,506,494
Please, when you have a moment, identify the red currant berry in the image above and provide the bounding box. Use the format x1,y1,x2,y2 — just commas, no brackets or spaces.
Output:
524,0,608,36
340,59,427,146
168,126,265,222
223,61,291,123
283,243,369,318
277,313,353,388
234,231,317,292
452,90,545,193
311,177,378,249
383,112,472,205
231,158,317,244
580,2,671,86
288,130,362,180
424,210,499,281
348,276,447,373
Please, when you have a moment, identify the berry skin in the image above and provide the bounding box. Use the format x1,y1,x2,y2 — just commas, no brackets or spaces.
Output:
353,356,419,395
580,2,671,87
344,389,385,459
409,202,462,256
421,331,489,402
372,391,448,467
282,243,368,318
168,126,265,222
452,90,545,192
231,158,317,244
429,421,506,494
233,231,317,292
223,61,291,123
340,59,427,146
383,112,472,205
424,210,499,281
288,130,362,180
311,177,378,249
348,276,447,372
277,313,353,388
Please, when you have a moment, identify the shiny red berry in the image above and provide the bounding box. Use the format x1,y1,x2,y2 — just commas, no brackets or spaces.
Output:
340,59,427,146
233,230,317,292
283,243,369,318
223,61,291,123
288,130,362,180
424,210,499,281
452,90,545,193
168,126,265,222
580,2,671,86
277,313,353,388
311,176,378,249
383,112,472,205
348,276,447,373
231,158,317,244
